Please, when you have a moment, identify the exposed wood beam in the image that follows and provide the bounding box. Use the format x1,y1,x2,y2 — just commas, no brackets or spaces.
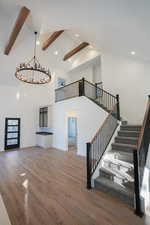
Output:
4,6,30,55
42,30,64,51
63,42,89,61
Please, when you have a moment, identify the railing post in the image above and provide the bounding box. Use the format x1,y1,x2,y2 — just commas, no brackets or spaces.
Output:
86,142,92,189
95,83,98,99
79,77,85,96
116,94,120,120
133,150,144,217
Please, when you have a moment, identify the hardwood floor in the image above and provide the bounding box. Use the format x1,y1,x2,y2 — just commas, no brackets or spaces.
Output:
0,147,149,225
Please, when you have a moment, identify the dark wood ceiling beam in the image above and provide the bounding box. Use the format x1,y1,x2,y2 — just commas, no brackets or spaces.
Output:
63,42,89,61
42,30,64,51
4,6,30,55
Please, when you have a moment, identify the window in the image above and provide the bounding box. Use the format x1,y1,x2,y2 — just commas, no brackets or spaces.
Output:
39,107,48,127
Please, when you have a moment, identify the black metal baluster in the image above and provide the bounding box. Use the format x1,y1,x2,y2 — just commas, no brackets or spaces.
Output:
133,150,144,217
93,143,95,170
87,142,92,189
92,143,94,173
116,94,120,120
108,94,110,110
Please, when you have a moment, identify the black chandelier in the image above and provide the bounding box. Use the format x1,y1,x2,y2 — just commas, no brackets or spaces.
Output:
15,32,51,84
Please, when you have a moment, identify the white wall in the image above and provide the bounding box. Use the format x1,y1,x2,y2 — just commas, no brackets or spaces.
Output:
101,53,150,124
93,62,102,83
0,82,54,151
60,55,102,85
52,96,107,156
68,66,93,83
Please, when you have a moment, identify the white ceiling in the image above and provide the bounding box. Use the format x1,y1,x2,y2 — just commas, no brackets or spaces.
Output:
0,0,150,85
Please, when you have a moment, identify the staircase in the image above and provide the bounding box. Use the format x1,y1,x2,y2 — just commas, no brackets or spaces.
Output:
55,78,150,216
94,124,141,207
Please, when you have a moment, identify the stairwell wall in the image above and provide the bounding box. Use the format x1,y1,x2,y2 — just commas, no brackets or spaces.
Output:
62,55,102,85
101,53,150,124
51,96,108,156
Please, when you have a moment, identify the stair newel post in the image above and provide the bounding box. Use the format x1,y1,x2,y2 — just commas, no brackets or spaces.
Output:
116,94,120,121
79,77,85,96
95,83,98,99
133,149,143,217
82,77,85,96
87,142,92,189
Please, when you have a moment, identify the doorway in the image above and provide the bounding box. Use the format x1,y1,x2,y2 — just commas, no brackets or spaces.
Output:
4,118,20,150
68,117,77,152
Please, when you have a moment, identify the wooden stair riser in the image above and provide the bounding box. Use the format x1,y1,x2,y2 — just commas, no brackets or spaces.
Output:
120,125,141,132
112,143,136,152
118,131,140,138
115,137,138,145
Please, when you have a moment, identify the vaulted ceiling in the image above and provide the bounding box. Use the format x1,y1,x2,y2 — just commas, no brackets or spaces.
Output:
0,0,150,85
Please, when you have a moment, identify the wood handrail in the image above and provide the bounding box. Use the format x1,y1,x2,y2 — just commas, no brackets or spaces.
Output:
96,82,103,85
137,96,150,151
84,79,96,87
55,79,82,91
91,104,117,144
55,78,116,99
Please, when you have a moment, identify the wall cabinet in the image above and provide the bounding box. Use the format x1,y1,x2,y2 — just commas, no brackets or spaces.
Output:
36,133,52,148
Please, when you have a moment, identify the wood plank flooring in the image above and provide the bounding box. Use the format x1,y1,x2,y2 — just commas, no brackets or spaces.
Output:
0,147,149,225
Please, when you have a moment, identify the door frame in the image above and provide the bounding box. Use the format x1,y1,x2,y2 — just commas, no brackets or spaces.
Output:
67,116,77,150
4,118,21,150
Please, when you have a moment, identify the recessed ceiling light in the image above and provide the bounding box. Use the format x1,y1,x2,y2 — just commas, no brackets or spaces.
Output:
54,51,58,55
75,34,80,37
131,51,135,55
36,40,40,45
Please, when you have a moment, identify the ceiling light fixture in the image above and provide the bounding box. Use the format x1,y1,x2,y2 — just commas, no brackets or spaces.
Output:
15,32,51,84
131,51,135,55
36,40,40,45
54,51,58,55
75,34,80,37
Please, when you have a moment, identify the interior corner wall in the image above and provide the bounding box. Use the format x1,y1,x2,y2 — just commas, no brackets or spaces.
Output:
93,59,102,83
101,53,150,124
65,56,102,85
67,66,94,84
52,96,108,156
